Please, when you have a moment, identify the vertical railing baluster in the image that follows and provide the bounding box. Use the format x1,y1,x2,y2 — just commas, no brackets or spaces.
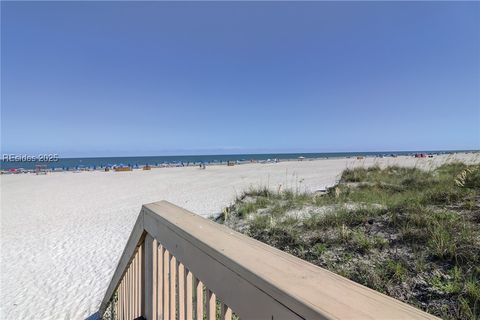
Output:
117,281,121,320
125,269,128,320
121,278,125,320
137,250,141,318
170,254,177,320
131,257,134,318
122,274,125,320
124,270,127,320
144,234,155,320
195,278,203,320
130,264,134,319
186,269,193,319
140,242,145,317
206,289,216,320
178,262,185,319
137,252,140,317
133,261,136,318
125,275,128,320
116,291,119,320
136,251,140,318
221,303,232,320
152,239,158,320
126,267,130,319
163,248,170,319
133,254,137,318
124,275,127,320
158,245,164,318
130,265,133,319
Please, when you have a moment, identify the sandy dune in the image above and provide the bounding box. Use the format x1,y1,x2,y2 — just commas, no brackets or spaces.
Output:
0,153,477,319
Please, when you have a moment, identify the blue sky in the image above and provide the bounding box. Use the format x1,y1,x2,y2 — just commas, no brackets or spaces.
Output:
1,2,479,157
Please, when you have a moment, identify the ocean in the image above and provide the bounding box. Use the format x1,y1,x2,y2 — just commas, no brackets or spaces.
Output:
0,150,468,171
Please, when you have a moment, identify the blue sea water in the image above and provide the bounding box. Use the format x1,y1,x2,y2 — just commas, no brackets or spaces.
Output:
0,150,469,171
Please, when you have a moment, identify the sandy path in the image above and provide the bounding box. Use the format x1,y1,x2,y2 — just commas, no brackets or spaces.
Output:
0,153,477,319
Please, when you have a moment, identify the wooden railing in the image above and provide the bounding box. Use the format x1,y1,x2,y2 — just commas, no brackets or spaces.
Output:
99,201,438,320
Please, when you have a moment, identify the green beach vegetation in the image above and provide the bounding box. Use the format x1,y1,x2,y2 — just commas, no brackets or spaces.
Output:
215,161,480,320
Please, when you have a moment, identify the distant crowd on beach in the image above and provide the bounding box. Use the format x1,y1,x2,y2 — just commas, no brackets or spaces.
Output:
2,158,275,174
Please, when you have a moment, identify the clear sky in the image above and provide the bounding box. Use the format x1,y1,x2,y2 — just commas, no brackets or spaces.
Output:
1,2,479,157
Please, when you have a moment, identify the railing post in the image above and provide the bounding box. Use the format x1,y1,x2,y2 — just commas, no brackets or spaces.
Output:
143,233,155,320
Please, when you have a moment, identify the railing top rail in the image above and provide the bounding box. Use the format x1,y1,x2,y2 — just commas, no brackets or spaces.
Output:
142,201,436,320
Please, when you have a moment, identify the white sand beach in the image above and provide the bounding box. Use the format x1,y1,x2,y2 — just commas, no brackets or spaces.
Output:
0,153,478,319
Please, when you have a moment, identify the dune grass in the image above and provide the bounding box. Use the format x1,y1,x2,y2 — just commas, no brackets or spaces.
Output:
216,162,480,320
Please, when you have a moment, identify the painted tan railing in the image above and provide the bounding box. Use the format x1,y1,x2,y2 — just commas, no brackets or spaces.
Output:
99,201,438,320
